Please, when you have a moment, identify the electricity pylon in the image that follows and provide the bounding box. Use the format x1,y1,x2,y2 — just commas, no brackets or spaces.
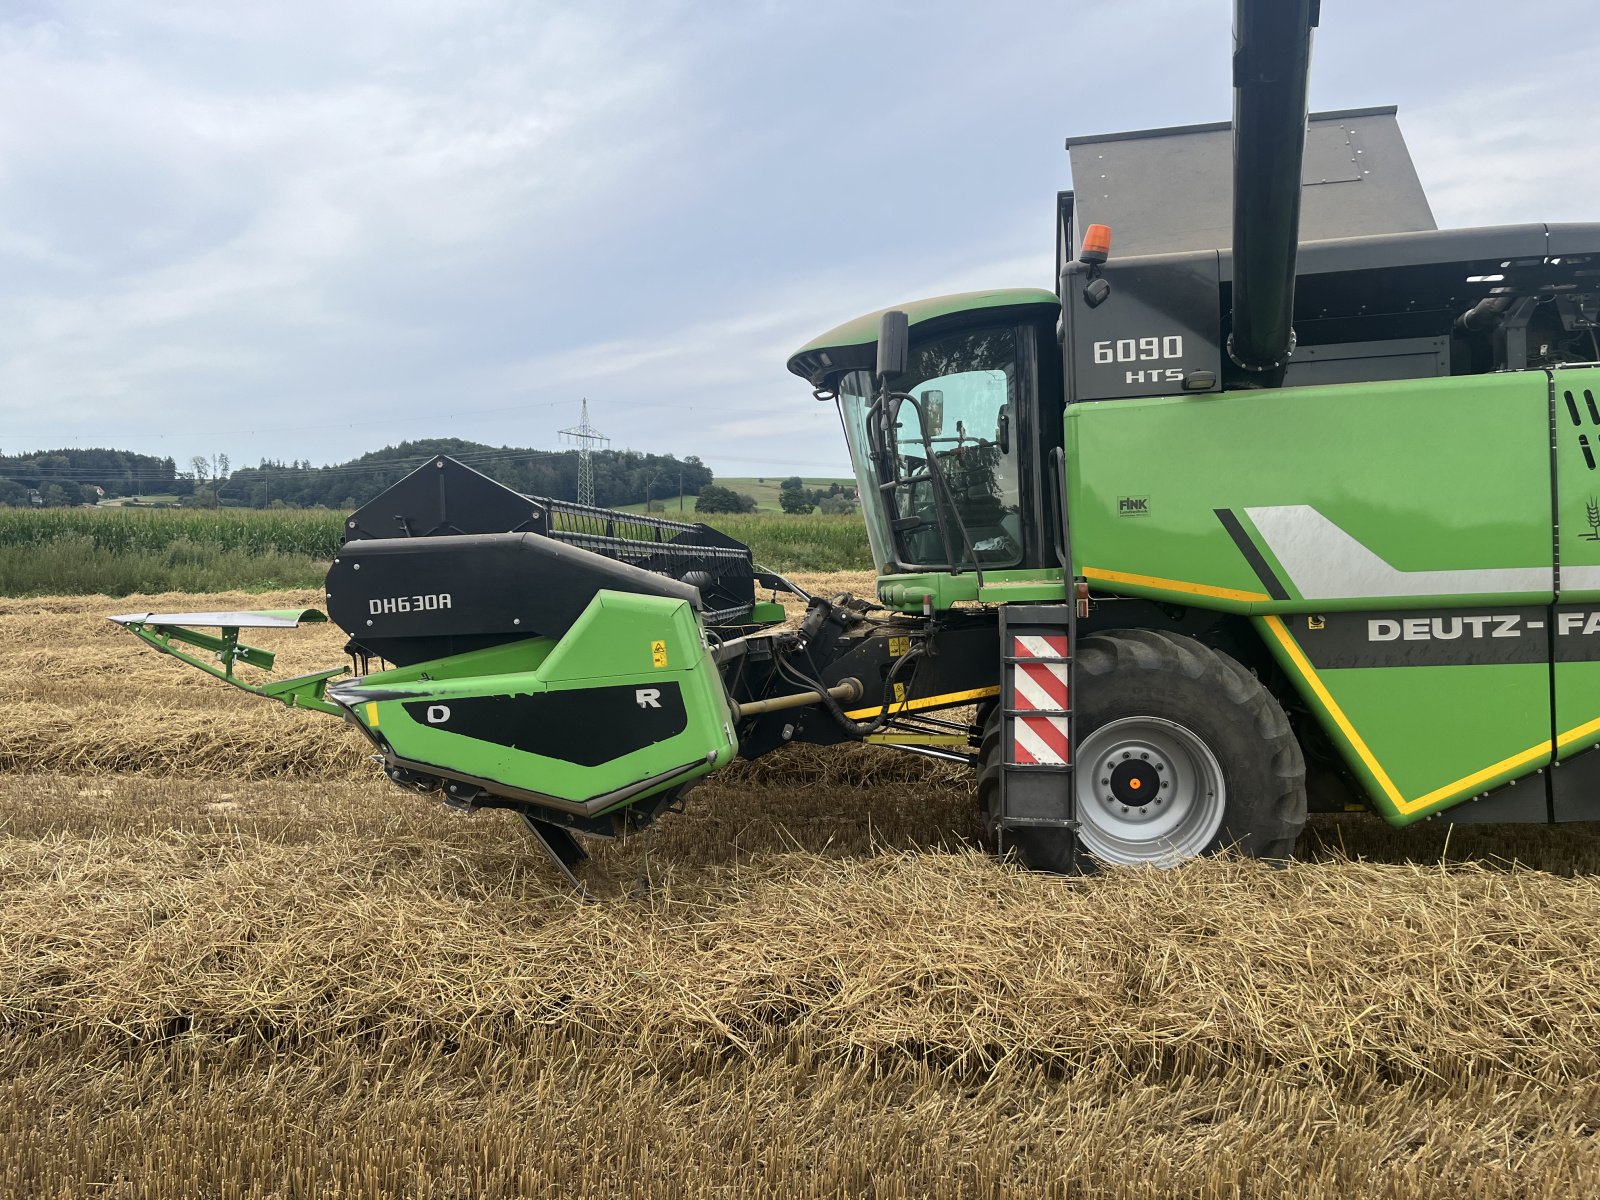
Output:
558,398,609,507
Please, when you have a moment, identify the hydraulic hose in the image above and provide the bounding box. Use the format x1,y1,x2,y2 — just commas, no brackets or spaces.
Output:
777,643,926,741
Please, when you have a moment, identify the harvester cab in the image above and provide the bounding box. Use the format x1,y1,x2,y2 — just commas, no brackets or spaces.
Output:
116,0,1600,877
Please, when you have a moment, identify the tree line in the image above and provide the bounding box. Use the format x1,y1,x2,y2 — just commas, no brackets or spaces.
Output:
0,440,717,510
221,440,715,510
0,448,183,507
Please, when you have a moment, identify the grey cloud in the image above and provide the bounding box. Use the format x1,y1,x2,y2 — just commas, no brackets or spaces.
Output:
1,0,1597,481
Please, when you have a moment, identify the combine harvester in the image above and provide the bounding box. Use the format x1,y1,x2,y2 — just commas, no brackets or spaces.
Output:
116,0,1600,875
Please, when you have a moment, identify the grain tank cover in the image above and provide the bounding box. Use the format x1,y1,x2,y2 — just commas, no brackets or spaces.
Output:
1065,107,1436,257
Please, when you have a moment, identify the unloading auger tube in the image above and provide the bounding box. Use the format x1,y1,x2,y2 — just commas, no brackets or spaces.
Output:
1227,0,1318,381
110,455,997,883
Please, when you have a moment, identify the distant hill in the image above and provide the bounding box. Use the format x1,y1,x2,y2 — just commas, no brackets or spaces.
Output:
0,447,182,507
219,439,713,510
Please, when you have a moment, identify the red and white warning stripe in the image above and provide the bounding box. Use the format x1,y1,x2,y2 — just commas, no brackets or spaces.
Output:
1013,660,1068,712
1012,634,1068,659
1012,714,1069,765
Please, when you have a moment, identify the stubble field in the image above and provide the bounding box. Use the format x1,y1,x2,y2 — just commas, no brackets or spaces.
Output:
2,576,1600,1197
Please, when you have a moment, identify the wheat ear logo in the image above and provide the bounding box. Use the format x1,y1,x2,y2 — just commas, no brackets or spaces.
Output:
1584,497,1600,541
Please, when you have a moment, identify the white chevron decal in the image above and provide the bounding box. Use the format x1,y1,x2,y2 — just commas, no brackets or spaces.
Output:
1244,505,1552,600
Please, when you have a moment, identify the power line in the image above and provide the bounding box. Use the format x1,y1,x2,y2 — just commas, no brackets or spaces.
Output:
0,394,718,444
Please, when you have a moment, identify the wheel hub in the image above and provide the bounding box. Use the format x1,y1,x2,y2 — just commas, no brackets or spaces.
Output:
1107,757,1161,806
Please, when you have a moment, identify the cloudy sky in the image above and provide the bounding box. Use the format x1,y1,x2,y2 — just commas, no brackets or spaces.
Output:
3,0,1598,480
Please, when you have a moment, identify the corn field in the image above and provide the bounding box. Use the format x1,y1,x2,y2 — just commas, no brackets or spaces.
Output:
0,508,873,596
0,506,346,556
685,511,871,571
1,579,1598,1197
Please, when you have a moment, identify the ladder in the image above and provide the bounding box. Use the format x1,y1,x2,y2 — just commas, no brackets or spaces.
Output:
996,603,1078,862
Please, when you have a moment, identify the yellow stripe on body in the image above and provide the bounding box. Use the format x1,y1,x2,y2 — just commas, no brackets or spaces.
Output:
365,702,380,727
1557,715,1600,751
843,685,1000,721
1263,615,1551,816
1406,745,1549,811
1085,567,1268,605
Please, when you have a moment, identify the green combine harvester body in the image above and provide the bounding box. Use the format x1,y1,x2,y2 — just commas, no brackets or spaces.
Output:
1068,369,1600,827
114,0,1600,874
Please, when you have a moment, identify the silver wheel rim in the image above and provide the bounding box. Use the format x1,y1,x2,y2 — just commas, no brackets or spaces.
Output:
1074,716,1226,866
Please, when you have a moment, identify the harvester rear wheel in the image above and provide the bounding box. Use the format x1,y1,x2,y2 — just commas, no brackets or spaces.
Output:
978,629,1305,870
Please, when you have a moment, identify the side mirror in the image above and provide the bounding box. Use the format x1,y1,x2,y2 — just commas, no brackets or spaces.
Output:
921,389,944,437
876,310,909,381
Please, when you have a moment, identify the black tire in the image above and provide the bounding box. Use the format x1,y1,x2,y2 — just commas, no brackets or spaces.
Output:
977,628,1306,870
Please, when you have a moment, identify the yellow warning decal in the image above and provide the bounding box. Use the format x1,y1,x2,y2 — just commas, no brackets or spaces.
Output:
889,635,910,658
364,702,380,727
651,640,668,668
